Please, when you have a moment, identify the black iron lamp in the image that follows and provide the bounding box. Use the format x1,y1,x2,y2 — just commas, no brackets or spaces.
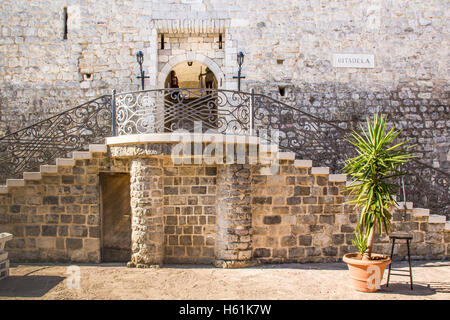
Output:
136,50,149,90
237,51,244,67
233,51,246,91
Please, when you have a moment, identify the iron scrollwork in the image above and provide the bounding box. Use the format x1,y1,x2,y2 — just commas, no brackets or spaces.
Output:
251,93,449,218
0,87,447,218
115,88,251,135
0,95,112,183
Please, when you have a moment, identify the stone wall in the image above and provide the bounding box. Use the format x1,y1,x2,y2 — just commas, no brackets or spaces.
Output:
1,0,448,135
252,159,449,263
251,81,449,172
162,161,217,264
0,142,448,265
0,151,129,262
157,33,224,87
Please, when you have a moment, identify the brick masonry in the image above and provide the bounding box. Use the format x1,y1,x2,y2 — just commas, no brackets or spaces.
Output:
0,143,448,266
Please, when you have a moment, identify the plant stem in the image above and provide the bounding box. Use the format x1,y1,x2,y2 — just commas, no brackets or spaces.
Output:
363,218,376,260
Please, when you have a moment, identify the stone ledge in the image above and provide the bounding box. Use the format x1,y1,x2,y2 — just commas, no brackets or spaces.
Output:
6,179,25,187
278,152,295,160
396,202,414,210
40,165,58,173
89,144,108,153
294,160,313,168
412,208,430,217
106,133,264,146
23,172,41,180
311,167,329,175
328,174,346,182
428,214,446,224
56,158,75,166
73,151,91,160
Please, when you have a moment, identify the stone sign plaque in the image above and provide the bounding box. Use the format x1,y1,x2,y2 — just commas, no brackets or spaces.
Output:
332,53,375,68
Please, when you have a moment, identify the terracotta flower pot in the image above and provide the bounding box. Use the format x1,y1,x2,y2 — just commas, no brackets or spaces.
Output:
343,253,391,292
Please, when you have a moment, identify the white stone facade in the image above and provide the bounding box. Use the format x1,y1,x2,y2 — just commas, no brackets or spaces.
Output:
0,1,447,131
0,0,448,173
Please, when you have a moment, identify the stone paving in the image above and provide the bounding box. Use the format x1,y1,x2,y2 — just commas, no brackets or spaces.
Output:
0,260,449,300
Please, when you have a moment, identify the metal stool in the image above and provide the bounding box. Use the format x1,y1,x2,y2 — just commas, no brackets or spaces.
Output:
386,232,413,290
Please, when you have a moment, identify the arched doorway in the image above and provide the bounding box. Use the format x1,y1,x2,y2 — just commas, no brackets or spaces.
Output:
162,60,220,132
157,53,224,89
164,61,218,91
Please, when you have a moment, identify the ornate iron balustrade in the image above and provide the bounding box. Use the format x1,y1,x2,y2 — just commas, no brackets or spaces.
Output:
402,159,449,219
114,88,251,135
252,93,353,171
0,88,447,218
252,94,449,218
0,95,112,183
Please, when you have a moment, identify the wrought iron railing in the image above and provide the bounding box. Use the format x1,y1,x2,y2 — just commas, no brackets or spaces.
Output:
251,94,449,218
252,93,352,171
0,95,112,183
114,88,251,135
0,88,447,218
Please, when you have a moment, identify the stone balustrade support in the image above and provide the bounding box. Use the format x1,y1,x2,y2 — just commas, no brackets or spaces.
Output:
215,163,256,268
128,158,164,268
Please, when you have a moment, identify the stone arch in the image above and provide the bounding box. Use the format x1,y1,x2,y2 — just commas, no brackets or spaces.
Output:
157,53,225,89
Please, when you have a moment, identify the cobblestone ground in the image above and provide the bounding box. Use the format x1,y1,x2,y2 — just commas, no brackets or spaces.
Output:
0,260,449,300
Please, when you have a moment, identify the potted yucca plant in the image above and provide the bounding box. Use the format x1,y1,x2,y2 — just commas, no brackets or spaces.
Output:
342,114,414,292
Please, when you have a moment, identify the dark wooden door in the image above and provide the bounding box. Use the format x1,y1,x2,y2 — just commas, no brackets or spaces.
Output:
100,173,131,262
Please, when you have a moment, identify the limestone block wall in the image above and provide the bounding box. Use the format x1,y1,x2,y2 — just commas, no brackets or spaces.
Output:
157,33,224,85
0,142,448,265
251,159,450,263
161,161,218,264
1,0,448,134
0,150,130,262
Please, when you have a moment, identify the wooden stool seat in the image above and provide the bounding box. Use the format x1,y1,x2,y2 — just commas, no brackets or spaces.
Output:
389,232,413,240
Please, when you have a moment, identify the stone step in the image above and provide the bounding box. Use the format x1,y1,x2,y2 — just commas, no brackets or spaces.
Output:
89,144,108,153
294,160,313,168
428,214,446,224
328,174,347,182
412,208,430,217
278,152,296,160
0,144,108,195
311,167,329,175
23,172,41,180
40,165,58,173
56,158,75,166
72,151,91,160
6,179,25,187
395,201,414,210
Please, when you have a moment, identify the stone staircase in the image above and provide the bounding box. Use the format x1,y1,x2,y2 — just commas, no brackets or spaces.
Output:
276,151,450,233
1,143,449,234
0,140,448,264
0,144,107,194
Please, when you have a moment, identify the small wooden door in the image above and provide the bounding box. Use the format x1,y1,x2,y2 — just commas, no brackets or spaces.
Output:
100,173,131,262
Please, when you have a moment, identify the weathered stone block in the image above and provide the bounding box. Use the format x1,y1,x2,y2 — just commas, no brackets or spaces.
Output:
66,238,83,250
253,248,271,258
263,215,281,225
